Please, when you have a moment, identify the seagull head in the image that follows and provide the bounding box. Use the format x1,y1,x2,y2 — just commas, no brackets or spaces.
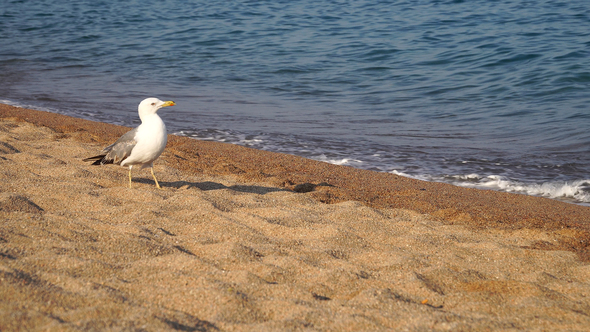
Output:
138,97,175,117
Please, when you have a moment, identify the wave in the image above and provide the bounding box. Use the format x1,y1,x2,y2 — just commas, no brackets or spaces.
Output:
402,172,590,205
314,155,364,167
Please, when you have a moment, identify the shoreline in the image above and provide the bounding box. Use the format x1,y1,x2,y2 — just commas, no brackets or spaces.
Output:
2,103,589,259
1,103,590,330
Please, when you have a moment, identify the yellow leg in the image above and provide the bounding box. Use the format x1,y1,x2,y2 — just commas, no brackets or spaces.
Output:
151,167,161,189
128,168,132,188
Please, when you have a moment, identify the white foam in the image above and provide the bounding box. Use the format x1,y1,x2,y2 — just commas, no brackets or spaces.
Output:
448,174,590,204
314,155,363,166
449,173,480,180
239,138,263,144
0,100,63,116
390,169,417,178
1,99,31,109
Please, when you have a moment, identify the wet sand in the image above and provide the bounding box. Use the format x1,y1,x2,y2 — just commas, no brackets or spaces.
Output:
1,103,589,331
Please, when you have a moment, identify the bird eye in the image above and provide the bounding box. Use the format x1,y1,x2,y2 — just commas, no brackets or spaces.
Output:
151,102,156,106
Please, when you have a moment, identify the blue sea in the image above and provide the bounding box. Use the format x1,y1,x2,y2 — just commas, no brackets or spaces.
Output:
1,0,589,205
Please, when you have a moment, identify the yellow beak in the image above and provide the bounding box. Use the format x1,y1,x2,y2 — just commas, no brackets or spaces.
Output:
161,101,176,107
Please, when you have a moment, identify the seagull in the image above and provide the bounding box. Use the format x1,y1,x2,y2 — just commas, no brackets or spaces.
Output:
83,97,175,189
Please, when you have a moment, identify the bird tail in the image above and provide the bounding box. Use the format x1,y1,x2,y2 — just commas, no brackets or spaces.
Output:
83,155,113,165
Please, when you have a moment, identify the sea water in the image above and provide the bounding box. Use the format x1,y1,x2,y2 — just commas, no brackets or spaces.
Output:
1,0,589,205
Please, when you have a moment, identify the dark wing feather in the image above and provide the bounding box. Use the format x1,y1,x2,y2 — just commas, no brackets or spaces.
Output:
83,127,138,165
82,155,112,165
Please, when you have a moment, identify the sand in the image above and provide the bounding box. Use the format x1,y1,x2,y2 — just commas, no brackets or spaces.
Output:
1,103,590,331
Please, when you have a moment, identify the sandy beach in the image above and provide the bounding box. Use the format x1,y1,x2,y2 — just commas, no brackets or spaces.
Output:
1,103,590,331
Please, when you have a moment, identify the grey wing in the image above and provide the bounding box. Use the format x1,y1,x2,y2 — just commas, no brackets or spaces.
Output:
102,127,138,164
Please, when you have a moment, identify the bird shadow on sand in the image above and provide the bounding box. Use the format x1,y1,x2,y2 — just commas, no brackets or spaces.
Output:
135,179,290,195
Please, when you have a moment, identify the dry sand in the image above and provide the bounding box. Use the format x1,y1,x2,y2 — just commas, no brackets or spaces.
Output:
1,104,590,331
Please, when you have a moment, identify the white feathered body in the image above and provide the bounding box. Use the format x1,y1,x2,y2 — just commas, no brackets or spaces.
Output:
84,97,175,189
121,113,167,169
